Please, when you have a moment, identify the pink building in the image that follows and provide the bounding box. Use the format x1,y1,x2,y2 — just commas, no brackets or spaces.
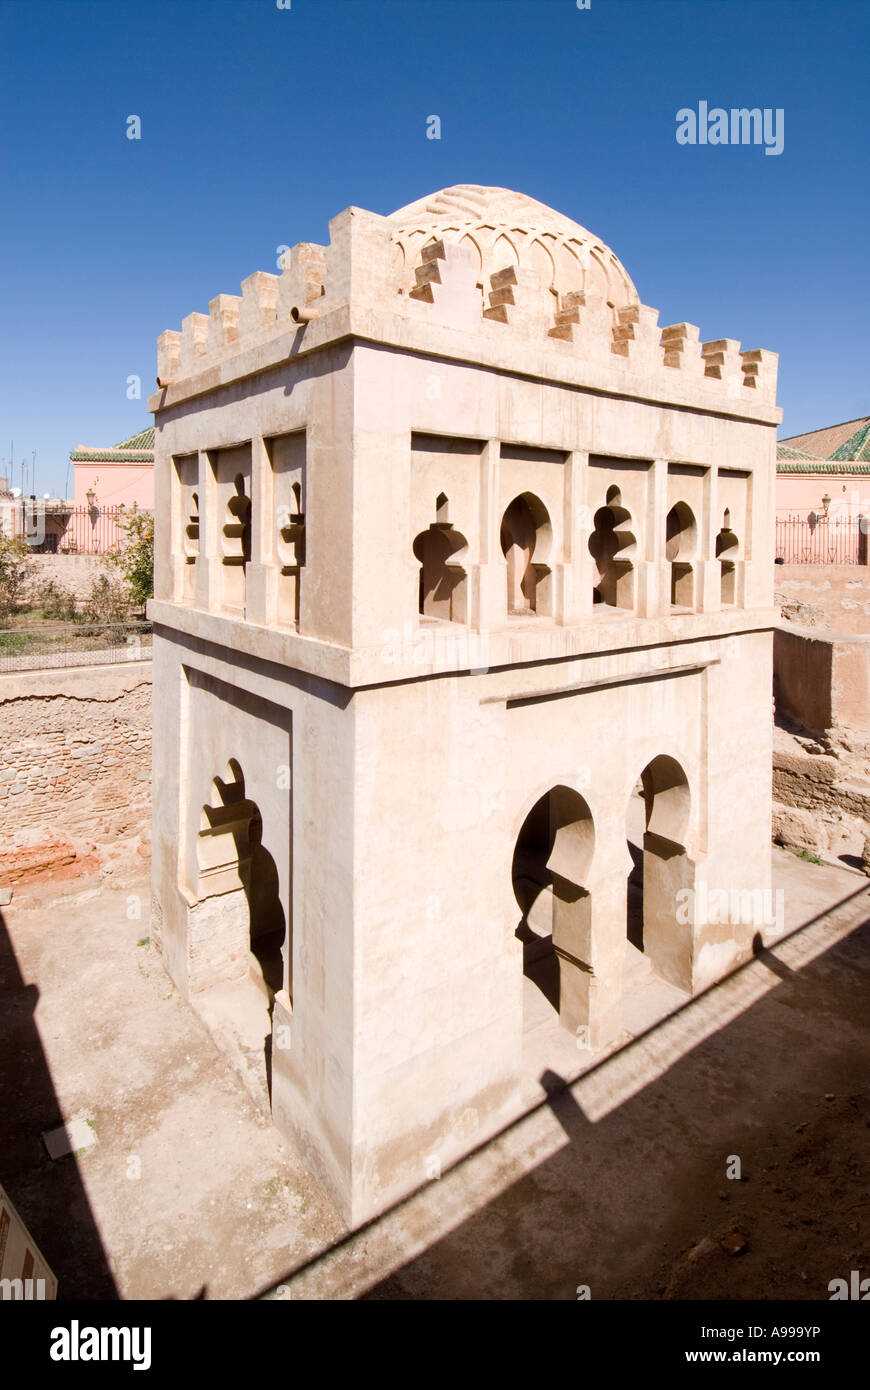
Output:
70,428,154,510
777,415,870,520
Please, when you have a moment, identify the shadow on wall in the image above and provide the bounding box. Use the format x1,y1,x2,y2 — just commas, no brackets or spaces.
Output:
201,759,288,1005
246,810,286,1001
0,910,117,1298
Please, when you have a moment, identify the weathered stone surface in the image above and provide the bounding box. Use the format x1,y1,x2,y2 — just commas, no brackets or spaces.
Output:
0,662,151,885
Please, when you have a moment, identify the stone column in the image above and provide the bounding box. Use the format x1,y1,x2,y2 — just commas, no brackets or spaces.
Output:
245,435,275,626
642,837,696,992
195,449,220,612
472,439,506,631
561,449,589,625
696,465,721,612
168,457,186,603
556,860,624,1049
645,457,669,616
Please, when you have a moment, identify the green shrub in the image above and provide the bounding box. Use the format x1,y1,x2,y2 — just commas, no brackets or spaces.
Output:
83,573,131,631
0,529,32,622
30,577,79,621
105,510,153,609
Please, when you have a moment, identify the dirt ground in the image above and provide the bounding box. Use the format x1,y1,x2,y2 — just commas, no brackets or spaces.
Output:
1,847,868,1300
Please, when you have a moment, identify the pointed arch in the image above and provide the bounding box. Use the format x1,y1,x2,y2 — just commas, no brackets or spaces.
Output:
588,485,637,609
512,784,596,1028
197,760,287,1004
716,508,740,605
500,492,552,615
625,754,693,991
413,500,469,622
665,501,697,608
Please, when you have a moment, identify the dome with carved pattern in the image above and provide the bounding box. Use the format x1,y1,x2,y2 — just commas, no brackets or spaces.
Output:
389,184,638,308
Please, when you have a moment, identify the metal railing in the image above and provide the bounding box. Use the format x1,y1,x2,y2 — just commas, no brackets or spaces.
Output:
775,515,868,566
6,503,149,555
35,505,128,555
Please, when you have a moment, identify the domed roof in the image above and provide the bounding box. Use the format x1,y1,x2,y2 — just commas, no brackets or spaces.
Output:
389,184,638,308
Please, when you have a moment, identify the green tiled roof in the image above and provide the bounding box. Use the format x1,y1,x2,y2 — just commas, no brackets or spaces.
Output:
829,419,870,463
777,462,870,474
115,427,154,450
71,426,154,463
778,419,870,470
776,443,824,461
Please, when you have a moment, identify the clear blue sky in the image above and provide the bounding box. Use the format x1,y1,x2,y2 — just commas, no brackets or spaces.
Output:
1,0,867,496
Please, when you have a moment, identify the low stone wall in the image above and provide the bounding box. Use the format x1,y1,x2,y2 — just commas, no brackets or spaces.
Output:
776,564,870,634
774,623,870,743
28,553,104,599
773,725,870,862
0,660,152,886
772,622,870,866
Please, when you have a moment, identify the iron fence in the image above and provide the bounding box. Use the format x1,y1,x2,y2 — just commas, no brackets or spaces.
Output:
775,514,868,566
12,503,145,555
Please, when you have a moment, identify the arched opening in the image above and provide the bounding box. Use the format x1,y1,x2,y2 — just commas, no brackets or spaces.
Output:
224,474,251,559
196,760,287,1108
222,474,251,611
665,502,697,608
716,508,739,606
184,491,200,556
182,491,199,599
277,480,305,626
589,486,636,609
197,759,286,1001
500,492,552,616
626,755,693,994
512,785,594,1030
413,498,468,622
625,775,645,952
246,809,286,999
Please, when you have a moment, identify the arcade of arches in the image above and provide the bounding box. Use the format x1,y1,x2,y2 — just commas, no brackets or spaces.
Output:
511,756,694,1040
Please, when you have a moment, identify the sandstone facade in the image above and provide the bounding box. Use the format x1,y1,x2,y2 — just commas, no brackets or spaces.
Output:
148,184,780,1224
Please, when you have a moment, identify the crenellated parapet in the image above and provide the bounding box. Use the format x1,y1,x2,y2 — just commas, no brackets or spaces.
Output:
156,240,328,384
154,183,778,407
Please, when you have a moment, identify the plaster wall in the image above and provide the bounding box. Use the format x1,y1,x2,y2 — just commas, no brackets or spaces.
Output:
148,188,781,1224
74,462,154,510
775,472,870,520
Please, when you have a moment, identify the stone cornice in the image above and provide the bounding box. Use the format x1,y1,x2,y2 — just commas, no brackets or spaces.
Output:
148,597,778,690
149,303,781,429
